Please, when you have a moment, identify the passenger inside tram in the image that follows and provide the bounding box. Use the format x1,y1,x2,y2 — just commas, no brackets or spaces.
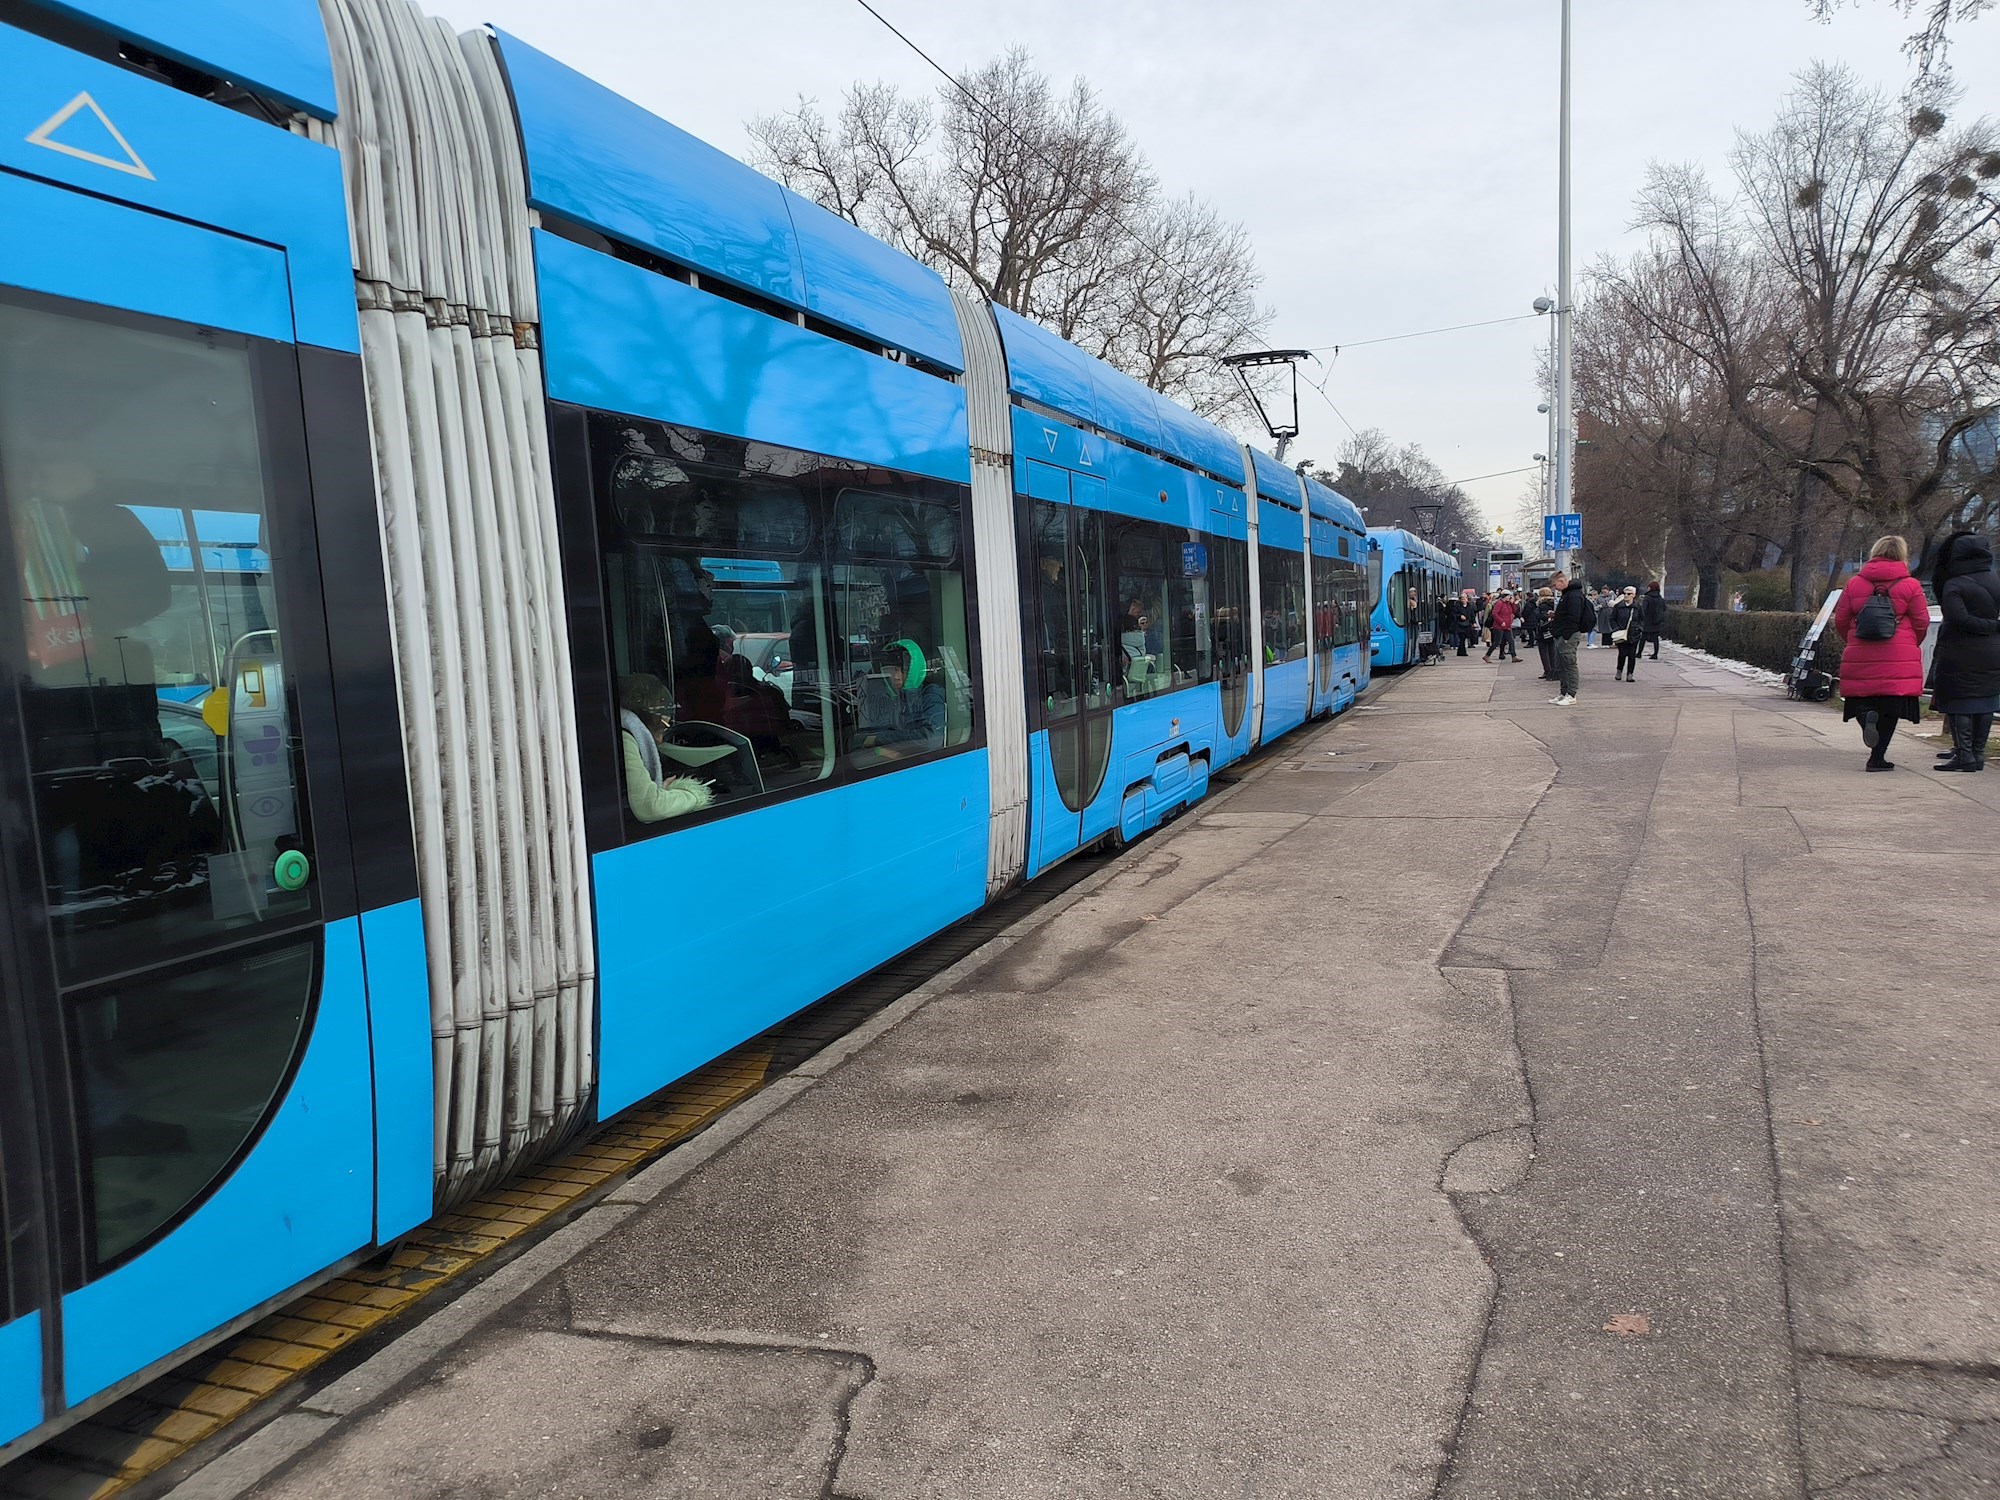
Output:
615,673,719,822
859,637,945,757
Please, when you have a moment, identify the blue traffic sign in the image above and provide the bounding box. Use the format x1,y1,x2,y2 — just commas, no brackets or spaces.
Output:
1181,541,1209,577
1544,513,1582,551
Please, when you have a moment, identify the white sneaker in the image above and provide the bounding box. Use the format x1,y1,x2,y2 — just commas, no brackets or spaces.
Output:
1548,695,1566,703
1556,695,1577,706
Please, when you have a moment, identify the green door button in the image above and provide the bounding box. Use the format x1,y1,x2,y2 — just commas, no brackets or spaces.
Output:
273,849,312,892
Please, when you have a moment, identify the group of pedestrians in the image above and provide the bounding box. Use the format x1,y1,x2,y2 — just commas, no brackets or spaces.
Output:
1440,578,1669,707
1833,532,1998,773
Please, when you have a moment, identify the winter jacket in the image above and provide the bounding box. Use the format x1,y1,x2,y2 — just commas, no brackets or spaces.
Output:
1550,582,1594,639
1929,532,2000,707
1609,600,1638,637
1594,596,1614,632
1833,556,1930,698
1639,591,1669,632
1491,598,1516,630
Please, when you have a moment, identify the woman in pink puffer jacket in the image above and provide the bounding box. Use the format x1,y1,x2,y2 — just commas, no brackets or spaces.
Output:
1832,535,1931,771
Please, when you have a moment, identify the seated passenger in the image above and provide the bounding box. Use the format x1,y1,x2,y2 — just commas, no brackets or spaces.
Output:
868,639,945,754
617,674,715,823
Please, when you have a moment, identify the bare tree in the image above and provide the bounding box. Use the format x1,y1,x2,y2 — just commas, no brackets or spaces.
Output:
1316,430,1485,547
1807,0,1992,77
1632,66,2000,604
1580,250,1792,606
748,50,1269,417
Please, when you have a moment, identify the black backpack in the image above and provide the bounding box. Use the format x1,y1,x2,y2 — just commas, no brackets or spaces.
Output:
1854,582,1899,642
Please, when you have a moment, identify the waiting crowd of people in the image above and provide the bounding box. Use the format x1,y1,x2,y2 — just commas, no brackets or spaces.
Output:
1431,533,1998,773
1438,578,1668,705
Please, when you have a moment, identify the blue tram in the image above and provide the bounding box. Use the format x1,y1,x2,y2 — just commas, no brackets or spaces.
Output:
0,0,1373,1455
1366,528,1461,668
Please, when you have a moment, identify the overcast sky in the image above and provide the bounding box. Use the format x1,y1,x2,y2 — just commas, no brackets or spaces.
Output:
432,0,1998,533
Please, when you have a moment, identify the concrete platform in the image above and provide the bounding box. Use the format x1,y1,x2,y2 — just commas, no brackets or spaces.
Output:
187,645,2000,1499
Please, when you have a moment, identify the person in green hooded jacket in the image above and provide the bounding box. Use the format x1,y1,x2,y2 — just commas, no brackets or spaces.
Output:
870,638,946,755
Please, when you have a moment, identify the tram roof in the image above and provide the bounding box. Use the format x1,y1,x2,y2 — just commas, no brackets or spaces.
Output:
1301,474,1365,532
990,305,1243,483
493,30,965,374
25,0,340,118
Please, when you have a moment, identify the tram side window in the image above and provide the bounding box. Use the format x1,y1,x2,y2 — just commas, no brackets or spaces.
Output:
603,436,829,824
1259,545,1307,663
1111,519,1213,700
830,478,974,770
595,420,975,832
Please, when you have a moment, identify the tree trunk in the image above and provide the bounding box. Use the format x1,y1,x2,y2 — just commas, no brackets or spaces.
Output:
1696,564,1721,610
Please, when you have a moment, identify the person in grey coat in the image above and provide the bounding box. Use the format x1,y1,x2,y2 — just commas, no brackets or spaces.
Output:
1929,531,2000,772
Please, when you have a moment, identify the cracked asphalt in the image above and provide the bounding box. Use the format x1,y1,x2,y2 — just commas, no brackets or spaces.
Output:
233,648,2000,1500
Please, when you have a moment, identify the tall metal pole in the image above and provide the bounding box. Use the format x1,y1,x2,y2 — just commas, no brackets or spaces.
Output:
1553,0,1575,577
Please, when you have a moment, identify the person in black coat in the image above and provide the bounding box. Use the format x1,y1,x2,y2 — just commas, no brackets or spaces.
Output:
1929,530,2000,772
1639,581,1669,659
1609,586,1642,681
1442,595,1468,656
1546,574,1592,703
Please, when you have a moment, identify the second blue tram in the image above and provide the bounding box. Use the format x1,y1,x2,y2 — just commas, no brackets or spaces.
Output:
0,0,1377,1457
1366,528,1461,668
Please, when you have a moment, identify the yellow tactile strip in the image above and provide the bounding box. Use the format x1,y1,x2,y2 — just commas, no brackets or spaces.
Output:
0,1048,773,1500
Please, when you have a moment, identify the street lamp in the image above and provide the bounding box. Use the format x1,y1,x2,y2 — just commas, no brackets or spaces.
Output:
1412,502,1443,541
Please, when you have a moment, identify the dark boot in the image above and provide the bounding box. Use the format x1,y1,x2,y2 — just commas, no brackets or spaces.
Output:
1937,714,1970,769
1937,713,1961,761
1943,712,1991,772
1867,714,1898,770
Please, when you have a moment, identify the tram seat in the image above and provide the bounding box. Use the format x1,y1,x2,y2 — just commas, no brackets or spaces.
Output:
665,720,762,795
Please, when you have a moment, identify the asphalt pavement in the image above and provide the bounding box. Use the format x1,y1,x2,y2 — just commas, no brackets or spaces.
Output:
176,640,2000,1500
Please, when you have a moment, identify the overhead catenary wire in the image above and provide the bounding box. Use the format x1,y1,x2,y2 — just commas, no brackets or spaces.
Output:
847,0,1537,452
847,0,1271,363
1304,312,1544,356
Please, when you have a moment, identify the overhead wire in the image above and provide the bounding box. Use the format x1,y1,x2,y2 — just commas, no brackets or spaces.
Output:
847,0,1270,359
1304,312,1544,355
846,0,1541,457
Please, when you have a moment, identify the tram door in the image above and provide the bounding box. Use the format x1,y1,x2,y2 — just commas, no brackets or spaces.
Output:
0,188,374,1428
1026,465,1114,872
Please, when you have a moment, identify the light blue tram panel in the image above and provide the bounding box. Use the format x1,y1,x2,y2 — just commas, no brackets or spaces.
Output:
992,308,1244,876
1303,476,1370,716
0,0,419,1449
1247,447,1311,743
498,33,990,1118
1367,527,1460,668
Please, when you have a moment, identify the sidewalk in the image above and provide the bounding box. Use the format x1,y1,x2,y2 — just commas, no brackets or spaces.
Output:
191,645,2000,1500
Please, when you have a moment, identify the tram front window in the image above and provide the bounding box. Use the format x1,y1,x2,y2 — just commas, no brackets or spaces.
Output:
1,295,318,1270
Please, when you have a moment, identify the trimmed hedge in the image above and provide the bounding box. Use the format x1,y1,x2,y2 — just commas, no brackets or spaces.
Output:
1665,608,1842,676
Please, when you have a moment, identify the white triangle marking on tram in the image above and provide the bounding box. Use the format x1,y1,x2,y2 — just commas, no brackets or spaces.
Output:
26,92,155,180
